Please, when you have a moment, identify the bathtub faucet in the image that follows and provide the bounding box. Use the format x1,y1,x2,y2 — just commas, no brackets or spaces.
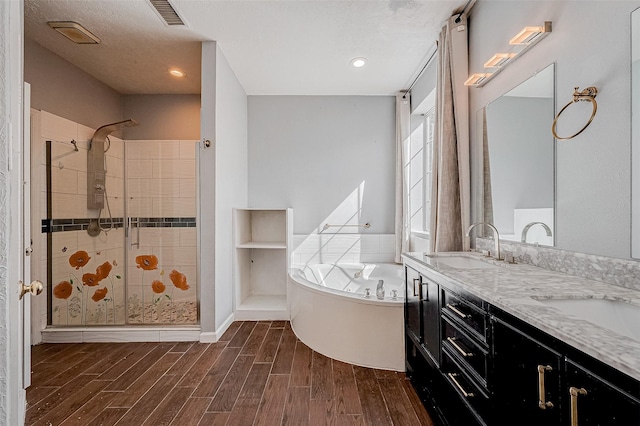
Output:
376,280,385,300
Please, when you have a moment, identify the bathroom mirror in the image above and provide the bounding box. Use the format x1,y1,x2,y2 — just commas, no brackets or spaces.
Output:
482,63,555,245
632,7,640,258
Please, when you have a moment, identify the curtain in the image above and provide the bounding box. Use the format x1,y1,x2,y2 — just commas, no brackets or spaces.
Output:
394,93,411,263
430,15,471,253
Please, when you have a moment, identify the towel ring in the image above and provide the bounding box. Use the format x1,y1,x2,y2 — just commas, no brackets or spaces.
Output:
551,86,598,140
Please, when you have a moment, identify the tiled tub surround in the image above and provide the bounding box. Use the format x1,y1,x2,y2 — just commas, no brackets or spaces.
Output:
476,237,640,291
403,251,640,382
292,233,396,265
38,111,198,328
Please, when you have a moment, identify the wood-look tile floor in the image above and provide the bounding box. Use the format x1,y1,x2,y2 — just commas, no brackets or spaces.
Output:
27,321,434,426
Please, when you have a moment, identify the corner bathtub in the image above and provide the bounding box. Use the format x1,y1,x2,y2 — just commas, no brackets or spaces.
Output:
288,263,405,371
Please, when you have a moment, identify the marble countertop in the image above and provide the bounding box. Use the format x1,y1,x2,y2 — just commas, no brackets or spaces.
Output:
402,251,640,382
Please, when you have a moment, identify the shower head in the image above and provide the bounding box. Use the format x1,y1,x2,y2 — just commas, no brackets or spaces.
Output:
90,119,139,146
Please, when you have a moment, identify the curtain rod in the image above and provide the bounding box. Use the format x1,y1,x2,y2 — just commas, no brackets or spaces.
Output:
403,44,438,99
454,0,473,23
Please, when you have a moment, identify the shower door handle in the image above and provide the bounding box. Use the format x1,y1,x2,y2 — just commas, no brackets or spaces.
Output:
129,217,140,249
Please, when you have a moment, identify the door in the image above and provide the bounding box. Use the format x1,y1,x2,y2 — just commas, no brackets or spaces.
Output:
565,359,640,426
492,316,563,426
421,277,440,365
8,79,42,423
405,266,422,343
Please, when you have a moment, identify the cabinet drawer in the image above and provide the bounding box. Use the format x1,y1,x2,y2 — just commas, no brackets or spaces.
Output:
443,316,489,386
442,291,489,342
442,350,491,424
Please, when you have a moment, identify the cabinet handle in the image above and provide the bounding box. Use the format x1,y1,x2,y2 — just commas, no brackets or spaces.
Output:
537,365,554,410
413,278,420,297
446,303,468,319
447,373,474,398
447,337,474,357
569,386,588,426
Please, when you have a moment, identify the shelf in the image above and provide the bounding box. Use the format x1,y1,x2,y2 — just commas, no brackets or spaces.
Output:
233,208,292,321
236,241,287,249
235,294,288,320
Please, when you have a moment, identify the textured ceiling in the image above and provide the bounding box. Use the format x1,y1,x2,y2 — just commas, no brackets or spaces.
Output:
24,0,465,95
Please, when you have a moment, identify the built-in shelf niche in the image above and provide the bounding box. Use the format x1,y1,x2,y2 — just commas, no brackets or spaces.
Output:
233,208,292,320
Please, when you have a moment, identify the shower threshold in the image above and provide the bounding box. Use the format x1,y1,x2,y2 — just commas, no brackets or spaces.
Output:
41,325,201,343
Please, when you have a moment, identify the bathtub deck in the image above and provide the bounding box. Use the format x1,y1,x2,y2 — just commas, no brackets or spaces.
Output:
26,321,433,426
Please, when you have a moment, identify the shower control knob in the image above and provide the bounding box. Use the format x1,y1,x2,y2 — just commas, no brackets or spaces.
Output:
95,184,105,192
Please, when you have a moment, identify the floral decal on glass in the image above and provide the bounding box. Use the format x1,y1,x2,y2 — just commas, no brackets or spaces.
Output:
53,247,194,325
54,250,122,325
136,255,158,271
69,250,91,269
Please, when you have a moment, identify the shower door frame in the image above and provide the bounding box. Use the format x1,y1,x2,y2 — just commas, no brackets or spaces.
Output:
44,137,200,329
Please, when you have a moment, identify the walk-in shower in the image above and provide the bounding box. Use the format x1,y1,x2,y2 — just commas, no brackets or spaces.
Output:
44,115,198,327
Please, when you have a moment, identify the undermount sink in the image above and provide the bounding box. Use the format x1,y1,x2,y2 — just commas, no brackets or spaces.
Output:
429,254,499,270
534,297,640,341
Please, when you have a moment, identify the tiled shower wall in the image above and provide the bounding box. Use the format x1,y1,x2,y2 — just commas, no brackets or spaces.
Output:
34,110,197,329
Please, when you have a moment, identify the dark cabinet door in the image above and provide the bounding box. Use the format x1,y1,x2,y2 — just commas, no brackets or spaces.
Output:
565,359,640,426
421,278,440,365
405,266,422,343
492,316,563,426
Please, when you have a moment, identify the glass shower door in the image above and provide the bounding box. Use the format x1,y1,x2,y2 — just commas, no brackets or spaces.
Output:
125,140,198,324
49,137,127,326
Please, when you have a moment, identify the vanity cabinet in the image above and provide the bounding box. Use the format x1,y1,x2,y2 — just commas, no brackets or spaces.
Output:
490,307,640,426
403,258,640,426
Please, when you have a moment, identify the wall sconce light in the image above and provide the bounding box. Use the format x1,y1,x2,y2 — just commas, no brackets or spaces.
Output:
484,53,516,68
48,21,101,44
464,73,493,86
466,21,552,87
510,23,552,45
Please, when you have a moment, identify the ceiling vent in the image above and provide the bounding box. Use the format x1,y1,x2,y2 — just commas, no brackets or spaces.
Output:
147,0,186,26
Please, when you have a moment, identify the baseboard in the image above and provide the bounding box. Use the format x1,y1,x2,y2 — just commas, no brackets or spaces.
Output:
199,312,235,343
233,310,290,321
41,326,201,343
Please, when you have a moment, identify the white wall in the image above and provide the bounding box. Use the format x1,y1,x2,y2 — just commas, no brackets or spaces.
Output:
24,38,122,130
199,41,248,338
248,96,395,234
122,95,201,140
215,45,248,328
468,1,637,259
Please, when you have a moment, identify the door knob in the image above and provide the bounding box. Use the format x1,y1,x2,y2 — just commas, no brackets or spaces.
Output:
18,280,43,300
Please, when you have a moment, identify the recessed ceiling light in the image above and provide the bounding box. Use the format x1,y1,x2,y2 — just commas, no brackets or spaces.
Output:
350,57,367,68
47,21,100,44
169,69,185,78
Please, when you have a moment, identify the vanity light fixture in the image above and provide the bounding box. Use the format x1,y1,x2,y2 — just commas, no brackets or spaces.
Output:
484,53,517,68
464,73,493,87
467,21,552,88
510,22,552,45
47,21,101,44
169,68,185,78
351,57,367,68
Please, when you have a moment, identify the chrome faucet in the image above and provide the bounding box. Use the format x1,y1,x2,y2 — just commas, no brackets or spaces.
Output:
521,221,552,243
466,222,501,260
376,280,385,300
